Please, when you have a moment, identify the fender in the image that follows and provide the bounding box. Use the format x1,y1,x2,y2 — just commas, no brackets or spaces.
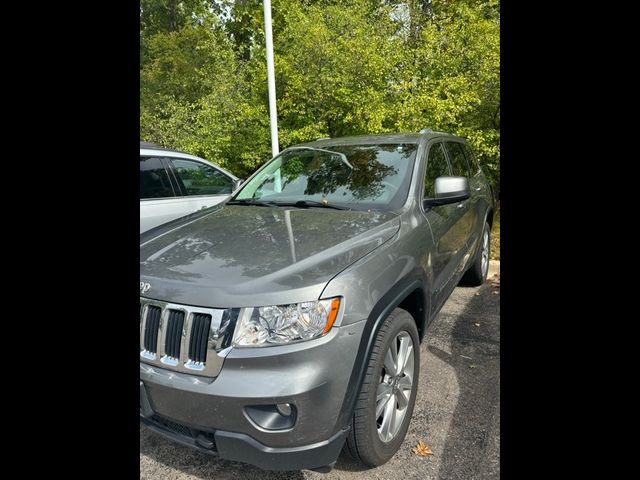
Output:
333,268,430,433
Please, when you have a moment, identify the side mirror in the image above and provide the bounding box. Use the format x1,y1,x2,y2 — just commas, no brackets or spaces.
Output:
424,176,470,207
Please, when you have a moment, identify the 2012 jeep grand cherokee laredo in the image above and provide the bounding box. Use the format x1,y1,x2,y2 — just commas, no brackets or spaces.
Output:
139,130,494,472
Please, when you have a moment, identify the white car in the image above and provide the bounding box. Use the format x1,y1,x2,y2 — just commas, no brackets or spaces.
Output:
140,142,240,233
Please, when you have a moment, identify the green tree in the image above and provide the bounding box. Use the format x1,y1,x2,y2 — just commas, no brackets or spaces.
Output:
140,0,211,64
392,0,500,189
274,0,403,141
139,0,501,190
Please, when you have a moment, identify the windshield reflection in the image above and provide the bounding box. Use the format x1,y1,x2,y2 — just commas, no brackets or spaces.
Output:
235,143,418,210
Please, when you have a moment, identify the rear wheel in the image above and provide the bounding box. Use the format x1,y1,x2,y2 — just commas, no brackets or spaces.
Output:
344,308,420,467
462,221,491,286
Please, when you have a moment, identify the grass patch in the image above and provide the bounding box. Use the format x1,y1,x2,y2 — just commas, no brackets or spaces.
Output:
490,207,500,260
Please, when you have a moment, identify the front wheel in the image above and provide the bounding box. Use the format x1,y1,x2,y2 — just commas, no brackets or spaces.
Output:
344,308,420,467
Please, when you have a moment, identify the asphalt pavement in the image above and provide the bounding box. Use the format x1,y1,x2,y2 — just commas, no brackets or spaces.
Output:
140,269,500,480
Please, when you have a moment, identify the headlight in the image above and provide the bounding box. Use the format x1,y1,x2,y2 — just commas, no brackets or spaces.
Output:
232,298,341,347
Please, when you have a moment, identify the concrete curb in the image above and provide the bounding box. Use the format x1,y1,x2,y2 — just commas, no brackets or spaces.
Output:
488,260,500,278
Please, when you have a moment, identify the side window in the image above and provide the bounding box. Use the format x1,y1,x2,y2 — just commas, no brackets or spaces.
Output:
424,143,451,198
445,142,471,177
170,159,233,196
463,143,481,174
140,157,175,199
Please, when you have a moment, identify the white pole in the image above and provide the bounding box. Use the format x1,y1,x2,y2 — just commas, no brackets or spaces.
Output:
263,0,279,156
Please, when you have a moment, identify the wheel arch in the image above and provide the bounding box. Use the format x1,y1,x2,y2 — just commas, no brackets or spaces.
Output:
485,206,495,230
334,269,431,433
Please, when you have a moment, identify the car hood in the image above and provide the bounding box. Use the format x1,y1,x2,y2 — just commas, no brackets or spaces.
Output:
140,205,400,308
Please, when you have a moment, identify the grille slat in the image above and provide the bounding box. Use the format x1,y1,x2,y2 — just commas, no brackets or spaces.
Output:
164,310,185,359
144,306,162,353
189,313,212,364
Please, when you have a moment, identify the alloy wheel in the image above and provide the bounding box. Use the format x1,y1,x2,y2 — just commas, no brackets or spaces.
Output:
481,229,490,278
376,331,415,443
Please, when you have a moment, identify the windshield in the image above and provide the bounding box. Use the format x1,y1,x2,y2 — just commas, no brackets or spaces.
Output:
233,143,419,211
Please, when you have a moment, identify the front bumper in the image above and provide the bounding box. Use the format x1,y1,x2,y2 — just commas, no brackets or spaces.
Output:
140,320,365,470
140,412,349,471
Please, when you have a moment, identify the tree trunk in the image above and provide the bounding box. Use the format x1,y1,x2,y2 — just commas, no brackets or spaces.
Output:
167,0,177,32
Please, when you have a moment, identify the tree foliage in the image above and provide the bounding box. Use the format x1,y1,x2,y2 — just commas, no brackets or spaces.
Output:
140,0,500,189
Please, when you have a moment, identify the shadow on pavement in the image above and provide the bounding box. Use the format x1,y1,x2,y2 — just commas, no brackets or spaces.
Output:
139,425,372,478
428,280,500,480
139,430,306,480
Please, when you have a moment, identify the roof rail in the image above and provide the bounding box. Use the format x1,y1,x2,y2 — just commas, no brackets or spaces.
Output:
419,128,450,136
140,141,160,148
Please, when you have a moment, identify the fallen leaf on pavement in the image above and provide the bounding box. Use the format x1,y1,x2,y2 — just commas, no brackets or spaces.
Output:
469,364,477,369
492,291,499,295
412,441,433,457
474,322,480,327
475,292,481,296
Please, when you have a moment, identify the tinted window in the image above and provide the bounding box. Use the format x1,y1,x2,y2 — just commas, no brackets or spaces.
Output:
446,142,471,177
171,159,233,195
424,143,451,198
140,157,175,199
462,143,480,173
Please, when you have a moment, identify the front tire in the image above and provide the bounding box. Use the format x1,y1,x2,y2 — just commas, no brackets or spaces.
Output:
344,308,420,467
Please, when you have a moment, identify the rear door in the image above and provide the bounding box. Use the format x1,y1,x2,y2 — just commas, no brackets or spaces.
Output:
444,141,477,274
461,142,489,256
140,156,185,234
167,158,235,213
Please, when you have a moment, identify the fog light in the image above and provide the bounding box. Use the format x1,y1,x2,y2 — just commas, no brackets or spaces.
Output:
276,403,292,416
244,404,297,430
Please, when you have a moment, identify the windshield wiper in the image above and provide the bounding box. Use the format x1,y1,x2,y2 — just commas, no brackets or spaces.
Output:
289,200,351,211
226,199,280,207
228,198,350,210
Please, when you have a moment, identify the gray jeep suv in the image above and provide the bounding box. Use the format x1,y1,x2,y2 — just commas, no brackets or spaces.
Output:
139,130,494,472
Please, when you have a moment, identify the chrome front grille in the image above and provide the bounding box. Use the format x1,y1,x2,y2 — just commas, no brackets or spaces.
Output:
139,298,239,378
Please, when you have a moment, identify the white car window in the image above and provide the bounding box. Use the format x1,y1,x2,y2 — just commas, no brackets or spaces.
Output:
170,159,233,196
140,157,175,199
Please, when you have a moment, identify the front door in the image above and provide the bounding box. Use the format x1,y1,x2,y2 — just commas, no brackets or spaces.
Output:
421,142,467,312
167,158,235,213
